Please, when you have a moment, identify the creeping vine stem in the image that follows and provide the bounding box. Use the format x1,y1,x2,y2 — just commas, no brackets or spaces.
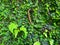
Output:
27,9,32,24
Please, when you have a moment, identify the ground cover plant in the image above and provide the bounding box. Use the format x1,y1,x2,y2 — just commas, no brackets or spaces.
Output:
0,0,60,45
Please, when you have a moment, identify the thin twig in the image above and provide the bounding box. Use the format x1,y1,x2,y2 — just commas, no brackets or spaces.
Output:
27,9,32,24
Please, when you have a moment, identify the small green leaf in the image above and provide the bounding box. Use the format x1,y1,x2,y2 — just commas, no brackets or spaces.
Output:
20,26,28,38
0,43,4,45
8,22,19,38
8,22,18,33
20,26,26,31
49,39,54,45
43,32,47,38
33,41,41,45
26,0,28,2
14,29,19,38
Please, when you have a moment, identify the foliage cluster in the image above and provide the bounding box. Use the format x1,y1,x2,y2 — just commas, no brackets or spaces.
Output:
0,0,60,45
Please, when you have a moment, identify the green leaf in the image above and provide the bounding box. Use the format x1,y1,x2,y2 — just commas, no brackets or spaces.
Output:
20,26,28,38
49,39,54,45
33,41,41,45
8,22,18,33
20,26,26,31
14,29,19,38
0,43,4,45
43,32,47,38
26,0,28,2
